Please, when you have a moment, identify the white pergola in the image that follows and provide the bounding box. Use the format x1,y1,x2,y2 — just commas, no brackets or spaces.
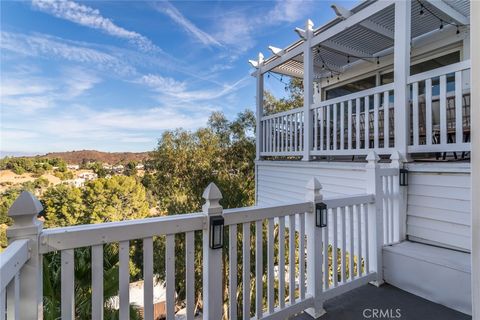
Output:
250,0,470,161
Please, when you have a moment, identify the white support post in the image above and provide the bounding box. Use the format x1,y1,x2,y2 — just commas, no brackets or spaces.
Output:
202,183,224,320
366,151,384,286
390,150,407,242
255,53,265,161
302,19,314,161
305,178,326,318
6,191,44,320
393,0,411,159
470,1,479,319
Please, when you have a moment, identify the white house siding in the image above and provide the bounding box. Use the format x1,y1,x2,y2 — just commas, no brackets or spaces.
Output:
405,163,471,252
256,161,367,206
256,161,471,252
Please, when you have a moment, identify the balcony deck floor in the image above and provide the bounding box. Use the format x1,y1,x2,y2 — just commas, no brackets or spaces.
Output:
293,283,471,320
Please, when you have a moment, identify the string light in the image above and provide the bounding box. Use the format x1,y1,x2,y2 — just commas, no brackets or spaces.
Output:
417,0,469,29
377,57,380,65
347,55,350,64
456,26,460,34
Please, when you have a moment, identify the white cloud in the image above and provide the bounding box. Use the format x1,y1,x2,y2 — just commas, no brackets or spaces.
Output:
1,67,101,113
1,103,212,152
62,67,101,98
154,1,221,47
31,0,158,52
137,74,249,102
0,31,136,76
214,0,313,53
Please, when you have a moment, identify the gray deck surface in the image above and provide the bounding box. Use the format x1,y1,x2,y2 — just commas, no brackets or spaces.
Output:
293,283,471,320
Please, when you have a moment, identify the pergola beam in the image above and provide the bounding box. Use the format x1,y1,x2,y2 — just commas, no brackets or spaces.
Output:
321,40,374,63
425,0,469,25
360,19,394,39
311,0,395,47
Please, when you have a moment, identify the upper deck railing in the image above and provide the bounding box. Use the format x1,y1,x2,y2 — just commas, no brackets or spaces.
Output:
259,62,471,159
0,152,402,320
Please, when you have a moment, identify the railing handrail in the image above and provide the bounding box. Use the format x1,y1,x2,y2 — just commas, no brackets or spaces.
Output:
323,193,375,209
39,212,205,253
311,83,395,109
408,60,470,84
261,107,303,121
0,239,29,291
223,201,312,225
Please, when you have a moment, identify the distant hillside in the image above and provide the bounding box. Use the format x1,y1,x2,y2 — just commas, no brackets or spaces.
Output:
42,150,150,165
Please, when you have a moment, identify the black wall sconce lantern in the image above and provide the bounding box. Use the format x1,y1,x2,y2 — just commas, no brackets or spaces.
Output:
399,168,409,186
209,215,224,249
316,202,328,228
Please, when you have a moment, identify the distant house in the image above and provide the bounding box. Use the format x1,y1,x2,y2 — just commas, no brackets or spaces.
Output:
102,163,113,170
108,279,168,319
65,178,85,187
135,164,144,170
67,164,79,170
112,165,124,173
78,172,97,181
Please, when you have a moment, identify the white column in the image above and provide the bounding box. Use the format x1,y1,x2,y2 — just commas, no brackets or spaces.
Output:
6,191,44,320
366,151,384,286
302,19,314,161
305,178,326,318
201,183,224,320
390,150,406,242
393,0,411,159
470,2,479,319
255,53,265,161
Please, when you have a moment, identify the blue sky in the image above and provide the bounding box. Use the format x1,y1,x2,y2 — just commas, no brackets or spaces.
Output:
1,0,356,155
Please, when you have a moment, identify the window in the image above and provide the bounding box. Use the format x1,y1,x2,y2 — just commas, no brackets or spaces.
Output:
325,75,376,100
381,51,460,85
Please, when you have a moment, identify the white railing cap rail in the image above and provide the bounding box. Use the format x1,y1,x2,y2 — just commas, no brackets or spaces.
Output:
311,83,394,109
39,212,205,254
322,193,375,209
408,60,471,84
0,239,29,291
261,107,303,121
223,201,312,226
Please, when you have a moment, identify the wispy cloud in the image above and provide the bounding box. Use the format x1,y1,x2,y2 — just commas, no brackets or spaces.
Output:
137,73,249,102
0,31,136,76
153,1,221,47
214,0,313,53
31,0,159,52
1,66,101,113
1,103,211,152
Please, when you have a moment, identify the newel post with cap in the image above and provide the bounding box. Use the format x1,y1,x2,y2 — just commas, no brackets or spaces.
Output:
6,191,44,319
202,182,224,320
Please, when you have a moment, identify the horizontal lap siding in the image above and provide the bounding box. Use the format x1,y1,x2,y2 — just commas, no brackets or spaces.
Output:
256,162,366,206
406,170,471,252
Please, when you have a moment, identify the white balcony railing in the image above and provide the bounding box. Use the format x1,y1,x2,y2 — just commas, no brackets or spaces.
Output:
258,62,471,159
407,60,471,153
260,108,305,157
311,83,395,156
0,151,402,320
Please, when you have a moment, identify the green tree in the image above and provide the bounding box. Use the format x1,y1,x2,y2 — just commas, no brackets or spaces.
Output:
263,77,303,115
83,176,150,223
147,110,256,311
42,184,85,228
124,161,138,176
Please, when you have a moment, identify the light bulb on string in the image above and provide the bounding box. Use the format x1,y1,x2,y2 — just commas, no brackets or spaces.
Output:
439,20,444,30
